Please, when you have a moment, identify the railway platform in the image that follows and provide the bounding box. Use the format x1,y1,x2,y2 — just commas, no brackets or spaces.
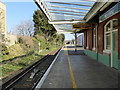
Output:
35,46,118,89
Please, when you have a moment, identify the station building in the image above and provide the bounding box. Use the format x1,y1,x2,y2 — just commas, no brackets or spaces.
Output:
82,2,120,70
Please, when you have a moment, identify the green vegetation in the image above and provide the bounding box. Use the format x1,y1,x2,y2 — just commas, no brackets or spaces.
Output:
33,10,65,45
1,44,9,56
1,46,58,79
1,9,65,80
0,48,56,78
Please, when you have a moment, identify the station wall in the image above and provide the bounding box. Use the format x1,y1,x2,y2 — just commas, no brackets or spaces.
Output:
84,11,120,69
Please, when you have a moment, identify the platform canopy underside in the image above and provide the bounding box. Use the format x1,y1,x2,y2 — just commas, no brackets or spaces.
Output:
34,0,99,33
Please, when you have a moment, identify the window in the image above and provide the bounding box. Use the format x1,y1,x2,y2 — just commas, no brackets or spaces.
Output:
113,19,118,30
105,22,111,50
104,19,118,53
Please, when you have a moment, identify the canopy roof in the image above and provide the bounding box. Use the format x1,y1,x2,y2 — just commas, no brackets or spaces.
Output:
34,0,97,33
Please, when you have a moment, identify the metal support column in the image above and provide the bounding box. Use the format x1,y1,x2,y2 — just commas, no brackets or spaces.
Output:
75,30,77,52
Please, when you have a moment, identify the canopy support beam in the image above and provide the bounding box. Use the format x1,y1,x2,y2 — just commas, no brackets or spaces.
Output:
49,1,93,7
49,20,86,24
50,12,86,16
48,9,87,14
48,5,90,11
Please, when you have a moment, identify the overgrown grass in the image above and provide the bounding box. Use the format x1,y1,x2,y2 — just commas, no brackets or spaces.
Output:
40,45,58,55
1,44,28,62
1,47,58,79
1,35,63,80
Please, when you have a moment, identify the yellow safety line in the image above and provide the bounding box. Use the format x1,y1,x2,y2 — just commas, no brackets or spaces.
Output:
64,47,77,90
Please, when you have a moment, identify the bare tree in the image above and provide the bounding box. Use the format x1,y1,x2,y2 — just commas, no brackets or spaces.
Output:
15,20,34,37
25,20,34,37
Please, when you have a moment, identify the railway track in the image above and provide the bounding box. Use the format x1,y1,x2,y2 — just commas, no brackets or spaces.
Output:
0,52,34,65
1,48,61,90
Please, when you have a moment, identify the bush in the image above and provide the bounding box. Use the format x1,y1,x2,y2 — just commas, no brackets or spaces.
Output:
18,37,23,44
1,44,9,55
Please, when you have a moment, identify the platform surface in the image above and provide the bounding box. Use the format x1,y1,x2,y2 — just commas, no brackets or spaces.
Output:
39,46,118,88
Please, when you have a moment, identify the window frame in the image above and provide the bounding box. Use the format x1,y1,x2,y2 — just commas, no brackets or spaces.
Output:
86,31,89,49
104,19,118,54
92,26,97,51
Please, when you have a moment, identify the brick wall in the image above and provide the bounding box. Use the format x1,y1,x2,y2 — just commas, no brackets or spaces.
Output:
83,28,93,50
83,12,120,59
97,23,104,54
98,12,120,56
88,29,93,50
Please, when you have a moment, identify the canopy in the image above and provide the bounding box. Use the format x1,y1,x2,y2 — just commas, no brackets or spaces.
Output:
35,0,97,33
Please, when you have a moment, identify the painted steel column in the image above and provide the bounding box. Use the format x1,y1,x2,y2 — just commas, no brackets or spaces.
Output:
118,15,120,60
75,30,77,52
96,24,99,61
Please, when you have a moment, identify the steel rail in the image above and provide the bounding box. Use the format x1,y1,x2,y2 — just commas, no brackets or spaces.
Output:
2,48,61,90
31,49,60,89
2,55,49,90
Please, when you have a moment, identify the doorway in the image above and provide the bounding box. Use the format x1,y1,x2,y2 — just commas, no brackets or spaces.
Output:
112,31,118,69
104,19,118,69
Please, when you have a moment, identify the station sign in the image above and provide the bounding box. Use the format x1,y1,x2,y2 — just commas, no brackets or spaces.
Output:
72,23,93,29
99,2,120,22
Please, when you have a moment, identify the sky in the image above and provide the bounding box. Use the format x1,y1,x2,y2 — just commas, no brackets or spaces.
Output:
1,1,76,40
64,33,74,40
4,2,39,33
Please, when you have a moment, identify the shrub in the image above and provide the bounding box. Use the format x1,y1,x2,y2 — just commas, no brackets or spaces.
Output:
1,44,9,55
18,37,23,44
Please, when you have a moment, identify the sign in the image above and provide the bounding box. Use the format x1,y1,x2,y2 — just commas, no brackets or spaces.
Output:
99,2,120,22
72,23,93,29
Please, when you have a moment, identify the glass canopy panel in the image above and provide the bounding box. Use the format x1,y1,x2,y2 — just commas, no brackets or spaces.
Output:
42,0,96,32
54,24,74,33
44,0,96,20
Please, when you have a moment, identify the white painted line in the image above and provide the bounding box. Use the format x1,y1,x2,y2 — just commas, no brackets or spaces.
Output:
34,47,63,89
